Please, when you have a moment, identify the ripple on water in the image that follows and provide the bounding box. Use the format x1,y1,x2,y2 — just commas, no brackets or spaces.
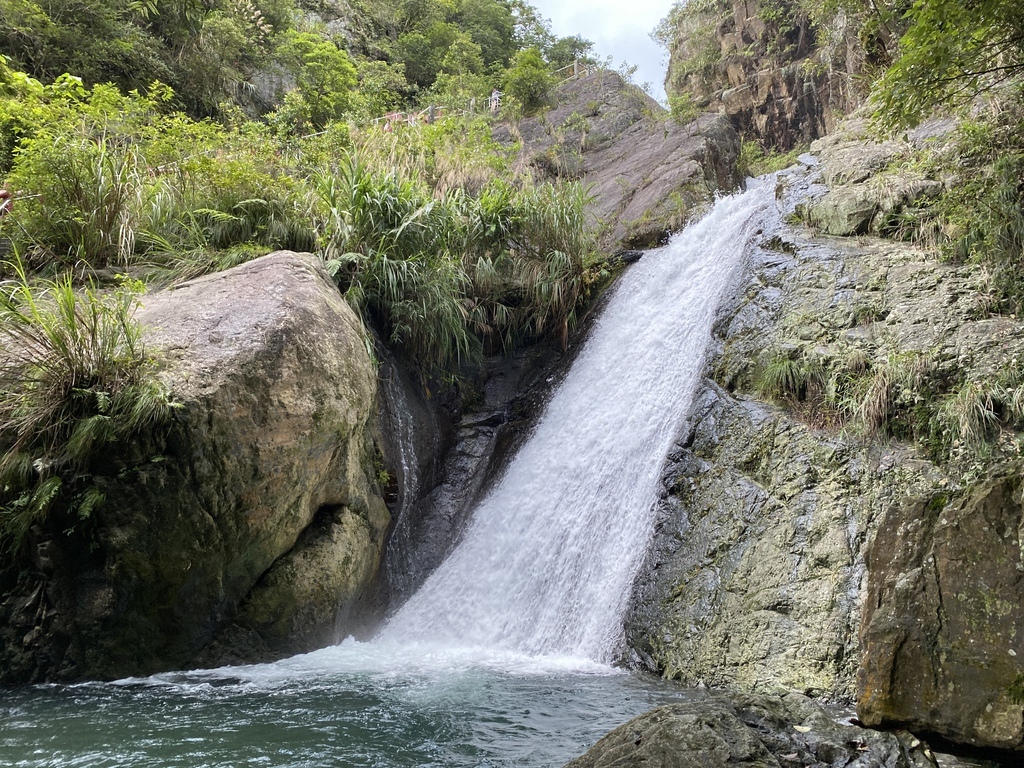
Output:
0,642,695,768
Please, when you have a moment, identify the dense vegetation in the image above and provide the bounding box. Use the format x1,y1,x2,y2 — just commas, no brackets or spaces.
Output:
0,0,609,550
0,0,596,120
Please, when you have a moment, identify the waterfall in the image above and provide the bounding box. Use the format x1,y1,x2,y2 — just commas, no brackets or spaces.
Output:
378,180,775,662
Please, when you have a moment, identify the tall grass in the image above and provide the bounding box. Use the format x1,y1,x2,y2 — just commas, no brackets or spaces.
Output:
0,260,175,550
9,136,146,270
315,153,597,369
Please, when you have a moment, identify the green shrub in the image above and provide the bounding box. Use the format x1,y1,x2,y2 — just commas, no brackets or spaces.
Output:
0,261,175,551
502,47,553,114
757,351,823,401
314,151,596,368
8,134,148,271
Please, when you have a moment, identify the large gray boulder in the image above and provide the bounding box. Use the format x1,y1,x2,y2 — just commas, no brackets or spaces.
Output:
565,694,936,768
0,251,389,681
859,469,1024,749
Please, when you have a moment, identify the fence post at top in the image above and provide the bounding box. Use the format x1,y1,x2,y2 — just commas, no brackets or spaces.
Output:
573,59,579,79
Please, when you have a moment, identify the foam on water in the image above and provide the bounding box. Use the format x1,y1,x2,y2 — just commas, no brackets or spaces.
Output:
378,179,775,662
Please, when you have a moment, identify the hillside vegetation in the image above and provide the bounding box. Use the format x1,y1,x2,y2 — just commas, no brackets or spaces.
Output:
0,0,613,557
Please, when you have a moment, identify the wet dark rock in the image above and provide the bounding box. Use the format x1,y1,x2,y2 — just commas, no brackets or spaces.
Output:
380,342,572,609
565,693,937,768
615,250,645,264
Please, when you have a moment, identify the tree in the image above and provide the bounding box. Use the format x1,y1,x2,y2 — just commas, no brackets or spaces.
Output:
546,34,594,71
394,21,459,88
874,0,1024,129
502,46,551,113
456,0,515,71
279,31,358,128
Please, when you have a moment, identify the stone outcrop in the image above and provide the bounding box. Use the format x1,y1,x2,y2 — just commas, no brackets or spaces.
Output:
498,70,741,248
0,251,389,682
663,0,887,150
859,469,1024,750
565,693,936,768
627,151,1024,751
798,119,950,236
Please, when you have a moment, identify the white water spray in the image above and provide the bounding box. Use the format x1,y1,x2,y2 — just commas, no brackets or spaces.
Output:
378,180,775,662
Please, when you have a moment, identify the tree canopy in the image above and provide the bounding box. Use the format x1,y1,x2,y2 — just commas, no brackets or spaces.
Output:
874,0,1024,128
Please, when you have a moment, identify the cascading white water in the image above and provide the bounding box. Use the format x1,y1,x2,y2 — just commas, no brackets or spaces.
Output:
379,179,777,661
0,180,785,768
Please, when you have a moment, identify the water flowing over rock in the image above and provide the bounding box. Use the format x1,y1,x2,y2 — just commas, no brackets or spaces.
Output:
378,345,566,608
378,181,774,660
627,155,1024,752
0,252,388,681
564,693,937,768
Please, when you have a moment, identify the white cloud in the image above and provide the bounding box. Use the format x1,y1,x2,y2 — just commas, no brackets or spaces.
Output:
529,0,671,102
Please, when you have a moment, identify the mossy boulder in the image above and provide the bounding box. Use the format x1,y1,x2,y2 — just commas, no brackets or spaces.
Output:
0,251,388,682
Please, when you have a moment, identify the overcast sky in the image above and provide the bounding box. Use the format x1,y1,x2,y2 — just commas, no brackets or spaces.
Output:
529,0,672,102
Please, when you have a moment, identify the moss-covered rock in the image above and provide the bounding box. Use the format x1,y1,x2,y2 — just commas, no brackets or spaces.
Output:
628,156,1024,751
0,251,388,682
859,469,1024,749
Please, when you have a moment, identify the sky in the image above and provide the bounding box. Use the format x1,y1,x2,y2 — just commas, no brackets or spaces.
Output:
529,0,673,103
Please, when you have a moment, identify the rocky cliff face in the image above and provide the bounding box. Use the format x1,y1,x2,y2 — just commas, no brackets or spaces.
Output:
0,252,389,682
663,0,888,150
627,138,1024,751
497,70,742,248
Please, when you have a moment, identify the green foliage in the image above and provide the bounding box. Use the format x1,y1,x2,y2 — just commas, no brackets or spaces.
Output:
0,261,175,551
502,47,552,114
873,0,1024,130
737,140,804,177
757,351,824,402
10,134,147,270
898,90,1024,313
354,59,410,118
654,0,726,94
1009,674,1024,706
278,31,358,129
757,337,1024,464
314,148,596,368
667,92,699,125
0,0,294,117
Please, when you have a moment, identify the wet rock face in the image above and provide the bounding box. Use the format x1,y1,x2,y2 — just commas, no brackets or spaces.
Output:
628,155,1024,751
0,252,389,681
628,383,877,699
860,471,1024,749
497,70,741,249
380,342,570,608
564,693,936,768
